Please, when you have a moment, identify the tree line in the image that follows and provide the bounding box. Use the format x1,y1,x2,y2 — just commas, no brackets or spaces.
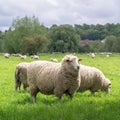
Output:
0,16,120,54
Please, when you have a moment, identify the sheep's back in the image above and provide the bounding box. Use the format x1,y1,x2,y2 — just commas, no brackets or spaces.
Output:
78,65,103,91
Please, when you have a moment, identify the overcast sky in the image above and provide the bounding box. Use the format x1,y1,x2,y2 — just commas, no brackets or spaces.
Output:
0,0,120,31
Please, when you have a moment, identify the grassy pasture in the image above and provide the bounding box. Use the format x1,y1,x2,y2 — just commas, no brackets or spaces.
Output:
0,53,120,120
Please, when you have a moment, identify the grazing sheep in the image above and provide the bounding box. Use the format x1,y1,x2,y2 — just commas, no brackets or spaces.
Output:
50,58,58,62
91,53,95,59
27,54,82,102
12,53,21,57
15,62,29,91
31,55,39,59
19,55,27,59
77,64,111,95
4,53,10,58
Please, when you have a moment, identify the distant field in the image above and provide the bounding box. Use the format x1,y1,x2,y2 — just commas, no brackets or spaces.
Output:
0,53,120,120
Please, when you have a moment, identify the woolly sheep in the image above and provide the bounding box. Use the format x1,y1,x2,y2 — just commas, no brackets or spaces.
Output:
19,55,27,59
27,54,82,102
15,62,29,91
4,53,10,58
31,55,39,59
77,64,111,95
91,53,95,59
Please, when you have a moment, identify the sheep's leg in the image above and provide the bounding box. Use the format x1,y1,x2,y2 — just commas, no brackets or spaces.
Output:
66,93,73,99
30,87,39,102
15,81,21,91
54,88,63,99
68,93,73,99
91,91,95,95
23,84,27,92
90,89,96,95
68,85,79,99
18,82,21,90
64,90,73,99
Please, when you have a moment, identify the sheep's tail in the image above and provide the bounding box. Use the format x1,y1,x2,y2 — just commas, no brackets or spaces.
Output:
15,67,21,91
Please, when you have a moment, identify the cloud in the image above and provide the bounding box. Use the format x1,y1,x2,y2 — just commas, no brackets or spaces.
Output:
0,0,120,31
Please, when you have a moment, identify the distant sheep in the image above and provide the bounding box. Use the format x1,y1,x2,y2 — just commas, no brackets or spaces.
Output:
91,53,95,59
27,54,82,102
19,55,27,59
15,62,29,91
31,55,39,59
12,53,21,57
4,53,10,58
50,58,58,62
77,64,111,95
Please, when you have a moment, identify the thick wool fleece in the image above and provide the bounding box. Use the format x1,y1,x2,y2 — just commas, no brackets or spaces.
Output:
27,55,81,102
78,64,111,94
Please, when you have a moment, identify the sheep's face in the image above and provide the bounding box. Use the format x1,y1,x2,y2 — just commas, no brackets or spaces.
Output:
102,78,111,93
62,55,82,71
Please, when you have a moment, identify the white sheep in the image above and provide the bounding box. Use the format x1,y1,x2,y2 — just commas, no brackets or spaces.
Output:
31,55,39,59
27,54,82,102
50,58,58,62
4,53,10,58
77,64,111,95
19,55,27,59
15,62,29,91
91,53,95,59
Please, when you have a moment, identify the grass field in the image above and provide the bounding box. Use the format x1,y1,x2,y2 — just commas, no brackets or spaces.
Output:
0,53,120,120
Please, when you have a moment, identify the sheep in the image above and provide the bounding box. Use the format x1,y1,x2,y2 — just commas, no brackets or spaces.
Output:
4,53,10,58
50,58,58,62
15,62,29,92
77,64,111,95
31,55,39,59
27,54,82,102
19,55,27,59
91,53,95,59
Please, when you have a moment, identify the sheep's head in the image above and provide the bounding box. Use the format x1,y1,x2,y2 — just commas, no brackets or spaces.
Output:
62,54,82,72
102,78,111,93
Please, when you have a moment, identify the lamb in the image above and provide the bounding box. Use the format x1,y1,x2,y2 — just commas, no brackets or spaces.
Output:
15,62,29,91
77,64,111,95
27,54,82,102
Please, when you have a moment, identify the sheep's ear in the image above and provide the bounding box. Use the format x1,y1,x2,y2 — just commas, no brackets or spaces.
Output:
78,58,83,61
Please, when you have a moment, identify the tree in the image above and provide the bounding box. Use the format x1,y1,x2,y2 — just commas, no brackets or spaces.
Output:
48,24,80,53
21,35,48,55
0,31,5,52
105,35,117,52
3,16,47,53
89,41,105,52
112,37,120,52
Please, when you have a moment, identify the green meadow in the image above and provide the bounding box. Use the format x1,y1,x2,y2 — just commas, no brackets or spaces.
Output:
0,53,120,120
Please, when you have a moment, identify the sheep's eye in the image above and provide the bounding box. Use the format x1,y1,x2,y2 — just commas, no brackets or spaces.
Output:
66,59,72,62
